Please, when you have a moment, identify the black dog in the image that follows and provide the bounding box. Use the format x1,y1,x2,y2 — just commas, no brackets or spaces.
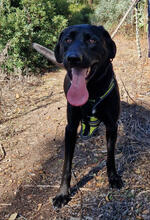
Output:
52,24,123,209
33,24,123,209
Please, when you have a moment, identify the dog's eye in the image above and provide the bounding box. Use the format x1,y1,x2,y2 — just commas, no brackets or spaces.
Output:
66,38,72,44
89,39,96,44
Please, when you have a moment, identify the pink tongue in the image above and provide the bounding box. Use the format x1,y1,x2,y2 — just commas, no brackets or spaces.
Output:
67,68,89,106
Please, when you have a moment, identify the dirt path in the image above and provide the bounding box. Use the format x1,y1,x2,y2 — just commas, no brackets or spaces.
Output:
0,36,150,219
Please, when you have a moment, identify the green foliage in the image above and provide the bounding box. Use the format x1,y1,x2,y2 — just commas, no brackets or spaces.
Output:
0,0,146,75
67,0,99,4
54,0,70,17
91,0,147,31
91,0,131,29
69,3,93,25
0,0,68,74
135,0,146,29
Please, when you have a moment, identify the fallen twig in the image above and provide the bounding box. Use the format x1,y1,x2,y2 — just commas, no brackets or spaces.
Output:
0,203,11,206
0,144,6,161
128,134,150,145
24,184,59,188
119,76,137,104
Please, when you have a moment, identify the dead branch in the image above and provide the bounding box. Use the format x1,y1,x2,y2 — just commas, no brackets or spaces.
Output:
0,41,11,63
119,76,137,104
0,144,6,161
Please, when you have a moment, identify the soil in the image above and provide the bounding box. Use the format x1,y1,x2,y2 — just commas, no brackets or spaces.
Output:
0,35,150,220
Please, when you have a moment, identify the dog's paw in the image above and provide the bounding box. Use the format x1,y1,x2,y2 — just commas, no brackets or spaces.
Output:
53,194,71,209
109,174,123,189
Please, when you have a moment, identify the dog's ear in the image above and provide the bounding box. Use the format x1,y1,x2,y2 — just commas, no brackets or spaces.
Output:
54,31,64,63
99,26,116,59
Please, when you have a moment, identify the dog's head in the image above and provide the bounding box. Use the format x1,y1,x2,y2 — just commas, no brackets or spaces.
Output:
55,24,116,106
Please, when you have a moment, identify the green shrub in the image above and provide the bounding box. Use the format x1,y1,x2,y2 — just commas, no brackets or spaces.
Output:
91,0,131,30
69,3,93,25
0,0,68,74
134,0,146,29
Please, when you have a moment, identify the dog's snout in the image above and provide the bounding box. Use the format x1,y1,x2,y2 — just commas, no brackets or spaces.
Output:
67,54,82,65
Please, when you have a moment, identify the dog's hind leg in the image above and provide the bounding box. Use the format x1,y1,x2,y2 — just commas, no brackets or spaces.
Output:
105,122,123,189
53,104,81,209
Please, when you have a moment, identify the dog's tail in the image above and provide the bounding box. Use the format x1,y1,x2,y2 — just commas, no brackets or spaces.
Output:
32,43,64,68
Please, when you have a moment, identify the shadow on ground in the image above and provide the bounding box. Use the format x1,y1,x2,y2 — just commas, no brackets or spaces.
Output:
0,101,150,219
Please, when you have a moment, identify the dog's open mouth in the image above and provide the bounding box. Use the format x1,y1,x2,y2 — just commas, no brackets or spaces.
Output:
67,67,90,106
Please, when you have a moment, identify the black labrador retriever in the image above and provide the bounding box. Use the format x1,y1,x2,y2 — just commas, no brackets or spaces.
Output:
35,24,123,209
52,24,123,209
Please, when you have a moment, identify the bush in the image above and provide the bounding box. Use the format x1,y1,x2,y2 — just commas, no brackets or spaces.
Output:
69,3,93,25
134,0,146,29
0,0,69,74
91,0,131,30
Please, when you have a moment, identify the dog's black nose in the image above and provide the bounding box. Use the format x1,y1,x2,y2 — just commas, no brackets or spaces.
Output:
67,54,82,65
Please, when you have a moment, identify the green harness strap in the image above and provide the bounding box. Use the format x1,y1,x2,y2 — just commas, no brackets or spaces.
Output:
80,78,115,140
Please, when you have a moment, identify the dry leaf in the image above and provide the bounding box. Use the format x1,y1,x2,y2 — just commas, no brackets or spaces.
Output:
105,193,112,202
8,213,18,220
136,216,143,220
16,94,20,99
135,169,141,174
96,182,103,187
142,209,149,215
37,203,42,211
16,108,21,113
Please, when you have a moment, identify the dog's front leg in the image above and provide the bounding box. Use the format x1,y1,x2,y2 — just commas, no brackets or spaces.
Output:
106,123,123,189
53,104,80,209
